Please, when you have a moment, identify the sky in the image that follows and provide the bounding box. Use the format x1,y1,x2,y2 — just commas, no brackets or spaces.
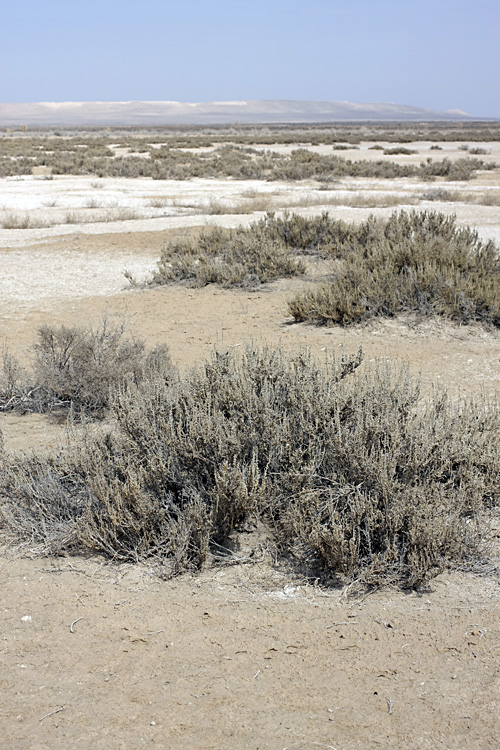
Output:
1,0,499,117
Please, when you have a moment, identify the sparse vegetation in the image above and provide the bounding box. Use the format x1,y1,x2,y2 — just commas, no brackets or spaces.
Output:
1,345,498,585
2,206,144,229
1,126,496,181
1,121,500,590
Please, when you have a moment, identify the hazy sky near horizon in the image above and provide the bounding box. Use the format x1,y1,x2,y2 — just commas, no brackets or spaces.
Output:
1,0,499,116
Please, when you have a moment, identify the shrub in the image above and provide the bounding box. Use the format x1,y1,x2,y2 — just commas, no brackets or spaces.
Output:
152,218,305,288
288,210,500,327
421,188,457,202
419,157,495,181
1,346,498,585
0,319,174,416
383,147,417,155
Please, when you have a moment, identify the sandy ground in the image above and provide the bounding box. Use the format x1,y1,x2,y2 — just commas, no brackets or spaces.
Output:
1,154,500,749
2,554,500,750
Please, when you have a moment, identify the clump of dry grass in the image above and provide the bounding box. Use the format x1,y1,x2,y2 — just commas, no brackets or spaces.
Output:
173,194,275,216
292,192,418,209
147,196,170,208
3,207,143,230
64,211,81,224
1,345,498,585
1,213,49,229
84,197,102,209
422,189,500,206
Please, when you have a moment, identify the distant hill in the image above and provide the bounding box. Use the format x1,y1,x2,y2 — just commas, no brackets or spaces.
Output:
0,100,475,127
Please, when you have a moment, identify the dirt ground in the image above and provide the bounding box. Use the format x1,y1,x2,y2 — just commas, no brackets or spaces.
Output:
2,553,500,750
1,161,500,749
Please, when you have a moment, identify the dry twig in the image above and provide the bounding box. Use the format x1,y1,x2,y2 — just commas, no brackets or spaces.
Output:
69,617,82,633
39,704,67,723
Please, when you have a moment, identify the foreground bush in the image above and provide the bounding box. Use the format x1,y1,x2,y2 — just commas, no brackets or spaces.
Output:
1,346,498,585
288,211,500,326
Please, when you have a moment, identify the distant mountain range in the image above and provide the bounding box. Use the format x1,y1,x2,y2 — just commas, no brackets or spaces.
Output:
0,100,475,127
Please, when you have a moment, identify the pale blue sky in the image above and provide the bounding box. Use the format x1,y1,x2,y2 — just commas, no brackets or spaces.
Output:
1,0,499,116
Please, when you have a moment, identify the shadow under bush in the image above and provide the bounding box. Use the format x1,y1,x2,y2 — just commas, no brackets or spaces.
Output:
1,346,498,586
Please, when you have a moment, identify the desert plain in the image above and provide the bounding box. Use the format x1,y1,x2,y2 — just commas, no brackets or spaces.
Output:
1,124,500,749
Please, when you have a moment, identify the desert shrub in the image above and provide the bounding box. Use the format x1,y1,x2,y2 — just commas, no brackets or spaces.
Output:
419,157,496,181
421,188,457,201
149,211,384,291
289,210,500,327
0,319,174,416
32,320,146,413
0,453,84,554
150,209,500,304
383,147,417,155
1,346,498,584
152,218,305,288
256,211,369,256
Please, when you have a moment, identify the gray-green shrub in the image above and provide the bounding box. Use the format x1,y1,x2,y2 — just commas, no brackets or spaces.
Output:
0,319,174,416
288,211,500,326
152,219,305,288
1,346,498,585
